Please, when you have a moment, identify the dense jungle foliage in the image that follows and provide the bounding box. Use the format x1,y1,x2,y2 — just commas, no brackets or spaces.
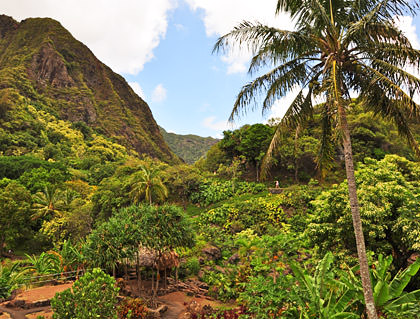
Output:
2,111,420,318
2,4,420,318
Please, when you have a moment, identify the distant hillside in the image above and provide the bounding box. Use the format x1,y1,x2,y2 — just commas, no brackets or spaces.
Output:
0,15,179,163
159,126,219,164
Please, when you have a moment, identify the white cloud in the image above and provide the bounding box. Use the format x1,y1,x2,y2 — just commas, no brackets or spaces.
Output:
202,116,232,131
393,16,420,103
394,15,420,49
128,82,145,100
2,0,177,75
221,50,250,74
152,84,167,102
267,86,301,121
185,0,293,74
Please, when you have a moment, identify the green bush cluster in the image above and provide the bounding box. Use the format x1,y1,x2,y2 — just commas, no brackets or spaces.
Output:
308,155,420,264
51,268,119,319
190,179,266,206
199,195,288,235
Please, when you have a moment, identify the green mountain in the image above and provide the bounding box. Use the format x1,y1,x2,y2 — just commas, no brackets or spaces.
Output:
159,126,219,164
0,15,178,163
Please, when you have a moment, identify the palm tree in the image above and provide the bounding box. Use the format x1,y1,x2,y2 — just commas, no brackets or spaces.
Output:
214,1,420,318
32,184,64,220
129,165,168,205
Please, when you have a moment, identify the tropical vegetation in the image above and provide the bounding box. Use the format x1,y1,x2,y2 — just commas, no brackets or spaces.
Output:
214,0,420,317
2,1,420,318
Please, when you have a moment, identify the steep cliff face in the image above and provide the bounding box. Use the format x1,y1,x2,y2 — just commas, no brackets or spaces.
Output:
0,15,178,163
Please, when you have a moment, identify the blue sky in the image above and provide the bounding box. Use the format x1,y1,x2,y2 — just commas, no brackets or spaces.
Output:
124,2,256,137
3,0,420,138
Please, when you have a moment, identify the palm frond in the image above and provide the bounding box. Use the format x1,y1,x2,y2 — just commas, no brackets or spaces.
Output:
347,0,394,38
353,65,420,158
365,44,420,66
358,61,420,118
229,60,312,121
248,43,318,75
260,88,313,179
348,21,412,52
214,22,298,55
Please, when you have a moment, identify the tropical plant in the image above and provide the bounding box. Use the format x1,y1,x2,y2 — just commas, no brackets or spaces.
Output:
56,240,85,271
308,155,420,265
200,195,287,235
368,254,420,318
190,179,265,206
0,262,29,299
0,180,32,256
288,252,361,318
24,252,63,275
128,164,168,204
214,1,420,317
51,268,119,319
32,184,63,220
83,207,139,276
238,275,293,318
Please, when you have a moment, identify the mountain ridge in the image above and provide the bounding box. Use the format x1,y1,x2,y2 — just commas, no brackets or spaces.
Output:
0,14,179,163
159,126,219,164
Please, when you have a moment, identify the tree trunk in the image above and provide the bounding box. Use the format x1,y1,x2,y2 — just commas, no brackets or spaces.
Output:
338,104,378,319
148,190,152,205
294,125,300,183
0,234,5,257
154,269,160,298
256,163,259,182
164,268,167,290
136,252,142,293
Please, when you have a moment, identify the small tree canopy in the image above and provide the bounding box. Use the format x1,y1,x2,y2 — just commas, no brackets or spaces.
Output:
84,204,194,271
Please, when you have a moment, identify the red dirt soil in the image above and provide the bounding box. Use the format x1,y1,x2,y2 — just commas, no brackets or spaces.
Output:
0,282,229,319
14,283,73,303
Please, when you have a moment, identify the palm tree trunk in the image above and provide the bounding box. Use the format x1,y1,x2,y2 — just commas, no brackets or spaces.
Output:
294,124,301,183
338,104,378,319
148,187,152,205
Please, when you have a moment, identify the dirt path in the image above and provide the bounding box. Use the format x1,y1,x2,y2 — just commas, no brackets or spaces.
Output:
159,291,231,319
1,282,228,319
159,292,195,319
0,283,71,319
14,283,72,303
0,305,51,319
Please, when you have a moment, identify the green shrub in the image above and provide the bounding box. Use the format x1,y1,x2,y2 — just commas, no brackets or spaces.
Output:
199,195,287,235
238,275,293,318
51,268,119,319
0,262,26,299
307,155,420,263
190,179,265,206
182,257,200,277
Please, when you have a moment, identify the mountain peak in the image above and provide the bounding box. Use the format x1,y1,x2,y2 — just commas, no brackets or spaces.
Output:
0,15,179,163
0,15,18,38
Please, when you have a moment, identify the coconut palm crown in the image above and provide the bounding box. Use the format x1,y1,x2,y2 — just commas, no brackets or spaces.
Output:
214,1,420,318
129,165,168,205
